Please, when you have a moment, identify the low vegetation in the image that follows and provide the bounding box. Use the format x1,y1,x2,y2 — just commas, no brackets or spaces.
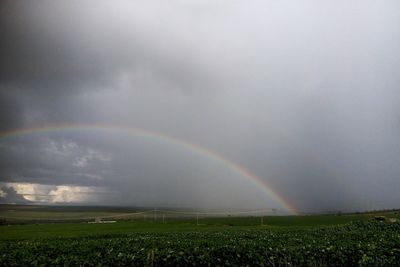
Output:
1,206,399,266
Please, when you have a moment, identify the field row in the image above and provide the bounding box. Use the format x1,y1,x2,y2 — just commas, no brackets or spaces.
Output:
1,221,399,266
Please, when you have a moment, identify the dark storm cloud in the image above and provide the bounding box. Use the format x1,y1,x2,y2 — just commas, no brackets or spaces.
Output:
1,1,400,212
0,1,219,91
0,135,110,186
0,0,219,128
0,89,25,131
0,1,120,89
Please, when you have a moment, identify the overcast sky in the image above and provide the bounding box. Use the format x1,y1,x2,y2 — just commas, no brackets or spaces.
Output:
1,0,400,213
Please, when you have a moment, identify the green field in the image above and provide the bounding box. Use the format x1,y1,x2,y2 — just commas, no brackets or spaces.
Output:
1,205,399,266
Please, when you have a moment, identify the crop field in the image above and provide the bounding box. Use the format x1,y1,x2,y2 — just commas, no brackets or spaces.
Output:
1,221,399,266
1,206,400,266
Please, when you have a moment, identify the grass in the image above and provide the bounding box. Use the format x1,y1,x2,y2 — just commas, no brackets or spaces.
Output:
1,204,399,240
0,214,395,240
0,204,142,221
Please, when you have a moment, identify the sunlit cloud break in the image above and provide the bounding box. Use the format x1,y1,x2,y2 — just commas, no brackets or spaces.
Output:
1,182,106,204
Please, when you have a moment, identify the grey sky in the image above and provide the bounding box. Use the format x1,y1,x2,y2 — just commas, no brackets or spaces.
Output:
0,0,400,212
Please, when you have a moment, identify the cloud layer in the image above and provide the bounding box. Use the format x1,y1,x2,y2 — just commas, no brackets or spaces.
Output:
1,1,400,212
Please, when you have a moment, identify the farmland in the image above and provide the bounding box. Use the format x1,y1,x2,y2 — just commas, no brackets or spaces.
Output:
1,206,400,266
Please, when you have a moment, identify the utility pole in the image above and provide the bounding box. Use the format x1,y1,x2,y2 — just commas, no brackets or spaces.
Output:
163,214,165,224
196,213,199,226
261,216,263,226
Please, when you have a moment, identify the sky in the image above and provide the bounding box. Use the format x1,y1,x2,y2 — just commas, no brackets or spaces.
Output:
0,0,400,213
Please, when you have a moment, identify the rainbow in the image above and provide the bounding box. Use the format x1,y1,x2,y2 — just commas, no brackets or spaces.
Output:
0,124,299,215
